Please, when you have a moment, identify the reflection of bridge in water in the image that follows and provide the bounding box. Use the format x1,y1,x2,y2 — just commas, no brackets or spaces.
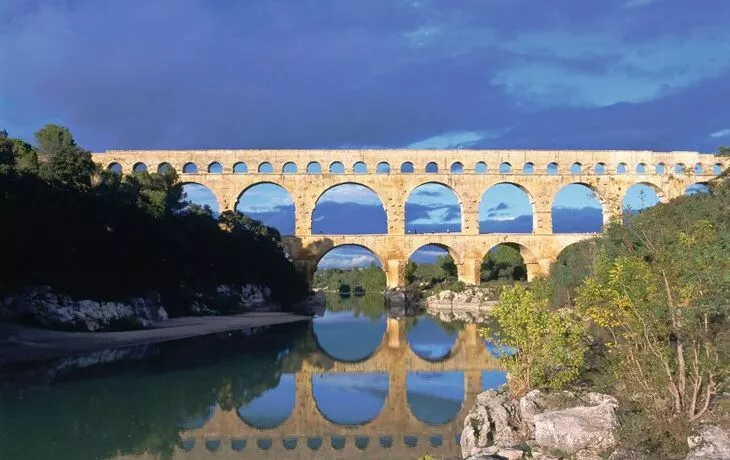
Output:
115,319,501,459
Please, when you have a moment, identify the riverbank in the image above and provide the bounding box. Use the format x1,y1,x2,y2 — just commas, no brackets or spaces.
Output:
0,312,311,366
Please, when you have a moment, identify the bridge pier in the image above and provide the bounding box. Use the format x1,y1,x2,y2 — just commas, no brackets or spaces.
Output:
386,259,406,288
457,258,482,286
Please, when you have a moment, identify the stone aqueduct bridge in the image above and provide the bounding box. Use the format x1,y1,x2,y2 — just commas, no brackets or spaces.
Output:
114,320,502,460
92,149,724,287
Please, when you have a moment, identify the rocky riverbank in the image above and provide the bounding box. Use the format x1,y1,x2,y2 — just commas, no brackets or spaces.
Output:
461,388,730,460
1,284,325,332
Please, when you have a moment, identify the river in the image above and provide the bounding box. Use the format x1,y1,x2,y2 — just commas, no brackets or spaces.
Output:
0,293,506,460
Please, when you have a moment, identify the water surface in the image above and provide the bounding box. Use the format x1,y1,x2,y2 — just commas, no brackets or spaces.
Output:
0,294,505,460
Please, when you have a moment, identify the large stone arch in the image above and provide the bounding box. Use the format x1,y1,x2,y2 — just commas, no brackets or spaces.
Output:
177,181,221,215
481,241,542,281
405,182,463,234
407,242,462,267
311,182,388,235
552,181,608,230
478,181,537,234
234,181,296,235
622,181,667,218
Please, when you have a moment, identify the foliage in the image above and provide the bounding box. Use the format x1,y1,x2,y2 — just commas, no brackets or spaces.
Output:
34,124,96,190
719,145,730,157
576,180,730,423
313,264,386,293
549,239,599,307
481,244,527,282
480,283,586,396
0,124,308,314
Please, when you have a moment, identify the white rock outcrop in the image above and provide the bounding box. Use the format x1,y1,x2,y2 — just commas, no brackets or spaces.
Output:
1,286,167,331
426,287,498,313
461,389,621,460
686,425,730,460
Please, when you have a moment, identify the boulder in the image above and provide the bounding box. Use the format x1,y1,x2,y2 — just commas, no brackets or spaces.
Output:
533,397,618,456
461,390,525,458
1,286,168,331
686,425,730,460
462,389,621,460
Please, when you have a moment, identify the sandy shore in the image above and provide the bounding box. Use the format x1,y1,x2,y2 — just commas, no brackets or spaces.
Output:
0,312,311,366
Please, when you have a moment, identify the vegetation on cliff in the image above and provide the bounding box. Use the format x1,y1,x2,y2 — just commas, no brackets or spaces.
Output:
481,157,729,456
0,125,308,315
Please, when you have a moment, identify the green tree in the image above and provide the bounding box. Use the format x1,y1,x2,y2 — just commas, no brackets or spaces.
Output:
11,138,38,172
481,244,526,281
576,207,729,422
480,283,586,396
0,130,13,170
437,254,457,278
718,145,730,157
35,124,95,189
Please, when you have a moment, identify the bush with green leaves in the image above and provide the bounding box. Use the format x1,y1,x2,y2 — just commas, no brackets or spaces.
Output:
480,283,586,396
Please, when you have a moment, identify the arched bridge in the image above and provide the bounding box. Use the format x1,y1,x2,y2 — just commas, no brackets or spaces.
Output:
93,149,724,287
112,320,500,460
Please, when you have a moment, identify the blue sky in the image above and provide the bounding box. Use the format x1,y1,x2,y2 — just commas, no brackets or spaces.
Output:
2,0,725,269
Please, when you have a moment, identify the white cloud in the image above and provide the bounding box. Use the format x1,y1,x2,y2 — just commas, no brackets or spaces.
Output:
710,128,730,139
407,130,493,149
318,254,380,269
623,0,667,8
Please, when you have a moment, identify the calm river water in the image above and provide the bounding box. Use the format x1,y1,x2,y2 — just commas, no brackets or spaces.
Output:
0,294,505,460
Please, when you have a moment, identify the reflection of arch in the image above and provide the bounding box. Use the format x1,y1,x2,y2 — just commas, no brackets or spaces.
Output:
406,372,465,426
312,373,389,425
311,183,388,234
237,374,295,429
406,316,459,362
179,404,216,430
478,182,536,234
405,182,463,233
